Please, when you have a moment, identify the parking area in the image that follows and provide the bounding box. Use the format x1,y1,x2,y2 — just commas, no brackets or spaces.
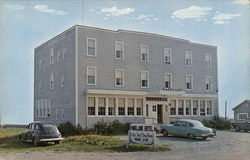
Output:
0,131,249,160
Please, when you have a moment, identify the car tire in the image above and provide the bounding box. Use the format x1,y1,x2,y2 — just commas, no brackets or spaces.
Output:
33,137,39,147
188,133,195,140
54,141,60,145
162,130,168,137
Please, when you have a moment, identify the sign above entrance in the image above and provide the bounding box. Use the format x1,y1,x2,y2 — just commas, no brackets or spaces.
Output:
160,88,185,96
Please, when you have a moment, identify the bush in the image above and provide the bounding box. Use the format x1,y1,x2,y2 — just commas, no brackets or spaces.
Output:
95,120,130,135
58,122,95,137
202,116,232,130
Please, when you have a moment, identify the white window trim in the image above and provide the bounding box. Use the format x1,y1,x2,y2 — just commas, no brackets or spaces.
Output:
50,73,54,89
185,51,192,67
186,75,193,90
164,48,172,64
115,69,124,87
141,44,149,63
57,51,61,62
205,76,212,91
86,37,97,57
50,48,54,65
141,71,149,88
205,53,212,69
164,73,172,89
115,41,124,60
237,113,248,120
87,66,97,85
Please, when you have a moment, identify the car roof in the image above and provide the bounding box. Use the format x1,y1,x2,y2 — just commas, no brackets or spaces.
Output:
176,119,201,123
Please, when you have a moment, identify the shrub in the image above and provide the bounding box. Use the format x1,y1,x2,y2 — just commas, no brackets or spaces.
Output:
58,122,95,137
95,120,130,135
202,116,232,130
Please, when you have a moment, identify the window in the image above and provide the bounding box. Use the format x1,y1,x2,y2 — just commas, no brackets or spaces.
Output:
141,71,149,88
207,100,212,115
62,48,66,59
141,45,149,62
115,69,124,87
128,98,134,115
164,48,171,64
108,98,115,116
61,76,64,88
136,99,143,116
87,66,96,85
146,104,149,117
200,100,205,116
178,100,184,115
205,54,212,68
193,100,198,115
50,73,54,89
39,60,42,70
50,48,54,65
185,100,191,115
88,97,95,115
118,98,125,116
39,82,42,92
87,38,96,56
186,75,192,90
170,100,176,115
164,73,172,89
57,51,61,62
47,99,51,116
152,105,157,112
115,41,124,59
206,76,212,91
238,113,248,120
185,51,192,66
98,97,106,116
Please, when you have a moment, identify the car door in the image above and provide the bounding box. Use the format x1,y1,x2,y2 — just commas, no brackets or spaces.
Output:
179,121,190,137
170,121,182,136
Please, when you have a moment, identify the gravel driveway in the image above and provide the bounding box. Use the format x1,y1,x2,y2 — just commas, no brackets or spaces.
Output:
0,131,249,160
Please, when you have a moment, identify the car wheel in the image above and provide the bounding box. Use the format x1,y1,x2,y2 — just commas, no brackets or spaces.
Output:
235,126,240,132
188,133,195,140
162,130,168,137
54,141,60,145
33,137,39,147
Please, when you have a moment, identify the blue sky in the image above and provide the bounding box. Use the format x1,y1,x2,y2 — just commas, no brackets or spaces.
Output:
0,0,249,124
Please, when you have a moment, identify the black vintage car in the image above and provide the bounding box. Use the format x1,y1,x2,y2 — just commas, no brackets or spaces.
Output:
19,122,63,146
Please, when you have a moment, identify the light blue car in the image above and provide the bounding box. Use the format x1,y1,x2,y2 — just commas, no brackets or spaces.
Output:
160,119,216,140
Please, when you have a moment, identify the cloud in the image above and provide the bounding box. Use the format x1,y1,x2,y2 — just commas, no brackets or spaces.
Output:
34,5,68,15
232,0,250,5
100,6,135,16
171,5,212,20
132,14,160,23
212,13,241,24
132,14,154,20
3,4,25,10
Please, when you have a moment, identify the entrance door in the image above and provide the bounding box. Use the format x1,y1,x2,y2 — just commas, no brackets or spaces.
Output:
157,104,163,123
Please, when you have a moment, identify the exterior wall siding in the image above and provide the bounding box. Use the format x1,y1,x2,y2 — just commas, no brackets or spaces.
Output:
233,101,250,121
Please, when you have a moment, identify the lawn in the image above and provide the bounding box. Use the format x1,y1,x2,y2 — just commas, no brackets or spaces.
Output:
0,128,170,152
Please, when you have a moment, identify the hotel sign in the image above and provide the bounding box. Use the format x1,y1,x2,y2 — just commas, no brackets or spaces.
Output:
128,124,156,146
160,88,185,96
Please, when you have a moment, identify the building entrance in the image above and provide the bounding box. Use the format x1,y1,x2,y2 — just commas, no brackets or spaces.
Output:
157,104,163,123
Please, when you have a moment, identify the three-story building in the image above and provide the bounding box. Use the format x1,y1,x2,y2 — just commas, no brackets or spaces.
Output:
34,25,218,128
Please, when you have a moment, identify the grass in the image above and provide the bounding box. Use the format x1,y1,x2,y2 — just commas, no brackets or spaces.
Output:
0,128,170,152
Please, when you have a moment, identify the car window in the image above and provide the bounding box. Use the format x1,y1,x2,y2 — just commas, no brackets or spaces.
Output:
181,121,189,127
174,121,181,126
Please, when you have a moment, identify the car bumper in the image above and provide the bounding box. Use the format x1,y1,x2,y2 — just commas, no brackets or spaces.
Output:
40,137,63,142
201,133,215,138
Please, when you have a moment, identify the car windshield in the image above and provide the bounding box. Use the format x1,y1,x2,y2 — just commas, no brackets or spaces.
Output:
42,124,59,134
192,121,204,127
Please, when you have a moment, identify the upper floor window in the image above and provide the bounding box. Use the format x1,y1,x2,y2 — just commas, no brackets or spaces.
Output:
50,48,54,65
185,51,192,66
205,76,212,91
50,73,54,89
164,73,172,89
39,60,42,70
57,51,61,62
141,71,149,88
87,38,96,56
164,48,171,64
61,76,65,88
141,45,149,62
87,66,96,85
62,48,66,59
115,41,124,59
205,54,212,68
115,69,124,87
186,75,192,90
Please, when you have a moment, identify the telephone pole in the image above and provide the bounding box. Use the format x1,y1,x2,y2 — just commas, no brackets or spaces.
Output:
225,101,227,120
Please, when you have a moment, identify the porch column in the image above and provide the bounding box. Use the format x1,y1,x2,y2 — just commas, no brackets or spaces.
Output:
198,100,200,116
183,99,186,116
125,98,128,116
191,100,193,116
176,99,178,116
105,97,109,116
143,98,146,116
115,97,118,116
134,98,137,116
95,97,98,116
205,100,207,116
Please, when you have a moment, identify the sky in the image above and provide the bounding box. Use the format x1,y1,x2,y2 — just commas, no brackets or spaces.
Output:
0,0,249,124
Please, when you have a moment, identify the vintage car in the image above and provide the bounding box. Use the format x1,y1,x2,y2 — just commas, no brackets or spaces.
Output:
19,122,63,146
160,119,216,140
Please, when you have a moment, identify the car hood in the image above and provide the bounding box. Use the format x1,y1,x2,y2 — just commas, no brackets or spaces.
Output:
194,126,213,133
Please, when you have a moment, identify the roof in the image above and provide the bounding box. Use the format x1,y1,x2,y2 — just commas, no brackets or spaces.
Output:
232,100,250,110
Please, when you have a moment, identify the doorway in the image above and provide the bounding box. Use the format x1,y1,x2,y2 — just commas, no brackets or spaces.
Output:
157,104,163,123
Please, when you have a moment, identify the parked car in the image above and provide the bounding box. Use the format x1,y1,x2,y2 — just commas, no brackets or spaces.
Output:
231,118,250,132
160,119,216,140
19,122,63,146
